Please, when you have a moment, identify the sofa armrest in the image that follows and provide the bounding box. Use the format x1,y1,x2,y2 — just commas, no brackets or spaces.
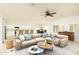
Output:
57,34,68,39
32,34,41,38
59,38,68,47
15,39,22,50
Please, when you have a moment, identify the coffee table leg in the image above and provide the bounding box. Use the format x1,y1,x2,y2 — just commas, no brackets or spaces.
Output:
43,48,53,55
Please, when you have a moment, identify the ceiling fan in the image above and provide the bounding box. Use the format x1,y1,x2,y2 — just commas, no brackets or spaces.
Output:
45,10,56,17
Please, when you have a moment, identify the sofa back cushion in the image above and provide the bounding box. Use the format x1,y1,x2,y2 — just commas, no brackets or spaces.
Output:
32,34,41,38
42,32,48,38
24,34,32,40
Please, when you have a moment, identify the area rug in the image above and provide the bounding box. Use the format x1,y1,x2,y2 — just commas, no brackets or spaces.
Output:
15,41,79,55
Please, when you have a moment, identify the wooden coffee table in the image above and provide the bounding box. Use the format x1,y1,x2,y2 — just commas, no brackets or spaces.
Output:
37,41,54,50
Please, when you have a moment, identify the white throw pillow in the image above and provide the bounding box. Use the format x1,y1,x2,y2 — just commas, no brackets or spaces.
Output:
18,34,25,41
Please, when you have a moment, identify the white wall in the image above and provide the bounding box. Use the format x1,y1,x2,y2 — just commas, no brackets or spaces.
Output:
6,15,79,41
0,17,2,43
0,16,5,44
6,15,79,32
51,15,79,24
50,15,79,32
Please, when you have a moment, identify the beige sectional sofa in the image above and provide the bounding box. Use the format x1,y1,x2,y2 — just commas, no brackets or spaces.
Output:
15,34,68,50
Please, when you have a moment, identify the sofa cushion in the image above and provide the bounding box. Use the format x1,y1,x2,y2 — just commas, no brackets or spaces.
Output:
32,34,41,38
18,34,25,41
24,34,32,40
53,38,60,45
22,39,37,48
42,32,48,38
34,37,45,42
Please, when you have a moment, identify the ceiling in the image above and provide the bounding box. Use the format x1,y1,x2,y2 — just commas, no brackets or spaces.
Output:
0,3,79,24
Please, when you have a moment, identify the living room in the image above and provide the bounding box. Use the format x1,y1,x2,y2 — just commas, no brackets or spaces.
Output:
0,3,79,55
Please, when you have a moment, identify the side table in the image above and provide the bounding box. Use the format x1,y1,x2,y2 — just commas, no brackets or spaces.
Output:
6,39,13,49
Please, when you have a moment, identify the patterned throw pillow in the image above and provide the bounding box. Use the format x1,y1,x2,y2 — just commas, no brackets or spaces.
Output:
18,34,25,41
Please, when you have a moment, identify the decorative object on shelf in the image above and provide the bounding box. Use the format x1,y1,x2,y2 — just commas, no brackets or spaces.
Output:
37,29,47,33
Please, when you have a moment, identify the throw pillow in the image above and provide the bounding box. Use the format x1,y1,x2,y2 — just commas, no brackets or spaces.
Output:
18,34,25,41
42,32,48,38
24,34,32,40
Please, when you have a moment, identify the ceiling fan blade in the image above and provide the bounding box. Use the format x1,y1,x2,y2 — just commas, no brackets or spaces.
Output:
51,12,56,14
49,14,53,17
45,14,53,17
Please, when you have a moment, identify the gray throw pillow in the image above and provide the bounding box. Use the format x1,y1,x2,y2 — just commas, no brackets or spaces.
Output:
24,34,32,40
42,32,48,38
